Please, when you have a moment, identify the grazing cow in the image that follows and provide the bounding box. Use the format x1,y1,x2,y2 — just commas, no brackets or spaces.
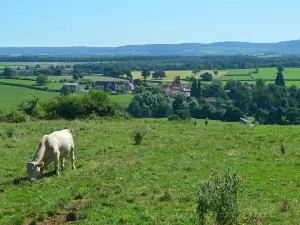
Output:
27,129,76,181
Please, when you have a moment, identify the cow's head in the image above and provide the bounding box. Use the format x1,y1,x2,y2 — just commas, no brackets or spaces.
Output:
27,161,44,181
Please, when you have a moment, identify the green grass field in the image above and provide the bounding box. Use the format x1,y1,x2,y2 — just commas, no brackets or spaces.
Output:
1,119,300,224
0,85,59,111
219,67,300,86
110,94,133,108
0,78,63,90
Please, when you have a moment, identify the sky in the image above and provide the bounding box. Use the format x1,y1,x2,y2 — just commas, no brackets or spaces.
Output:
0,0,299,47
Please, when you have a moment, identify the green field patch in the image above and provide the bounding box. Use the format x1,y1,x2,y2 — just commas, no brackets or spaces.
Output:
110,94,133,108
0,78,63,90
0,84,58,111
219,75,253,81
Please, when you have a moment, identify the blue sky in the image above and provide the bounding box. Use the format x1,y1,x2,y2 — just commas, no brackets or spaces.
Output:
0,0,299,47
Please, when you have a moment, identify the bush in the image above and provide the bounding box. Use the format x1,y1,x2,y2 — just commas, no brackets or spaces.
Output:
133,129,147,145
17,96,42,117
6,128,16,138
42,90,117,119
197,169,240,225
0,111,29,123
168,114,180,121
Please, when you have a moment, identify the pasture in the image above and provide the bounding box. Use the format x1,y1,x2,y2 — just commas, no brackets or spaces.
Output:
1,119,300,224
110,94,133,108
0,85,59,111
0,78,63,90
218,67,300,86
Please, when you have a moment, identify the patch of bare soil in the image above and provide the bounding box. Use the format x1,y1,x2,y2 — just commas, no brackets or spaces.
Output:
26,197,93,225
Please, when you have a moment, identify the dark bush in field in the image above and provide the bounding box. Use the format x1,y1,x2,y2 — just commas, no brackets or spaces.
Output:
197,169,240,225
0,111,29,123
42,90,117,119
133,129,147,145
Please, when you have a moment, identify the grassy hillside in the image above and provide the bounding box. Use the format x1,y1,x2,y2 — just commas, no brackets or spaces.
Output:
1,119,300,224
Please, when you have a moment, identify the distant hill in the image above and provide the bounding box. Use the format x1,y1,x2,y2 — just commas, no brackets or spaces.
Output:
1,40,300,56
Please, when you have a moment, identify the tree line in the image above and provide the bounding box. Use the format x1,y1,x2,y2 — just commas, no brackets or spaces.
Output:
3,55,300,70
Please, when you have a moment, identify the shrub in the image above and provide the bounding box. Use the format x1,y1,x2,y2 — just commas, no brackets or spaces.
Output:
197,169,240,225
133,129,147,145
17,96,42,117
6,128,16,138
0,111,29,123
42,90,117,119
168,114,180,121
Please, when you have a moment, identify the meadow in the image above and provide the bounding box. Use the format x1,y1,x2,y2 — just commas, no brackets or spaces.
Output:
110,94,133,108
218,67,300,86
0,78,63,90
0,85,59,111
1,119,300,224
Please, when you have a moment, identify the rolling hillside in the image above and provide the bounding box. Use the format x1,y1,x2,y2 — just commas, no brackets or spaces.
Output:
1,40,300,56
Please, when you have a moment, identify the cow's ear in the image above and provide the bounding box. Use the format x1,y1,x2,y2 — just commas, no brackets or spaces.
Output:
36,162,44,168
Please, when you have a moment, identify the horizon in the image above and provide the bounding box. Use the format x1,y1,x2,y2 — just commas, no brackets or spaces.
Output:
0,0,299,47
1,39,300,48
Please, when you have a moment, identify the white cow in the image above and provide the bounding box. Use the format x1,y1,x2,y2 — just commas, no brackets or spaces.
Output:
27,129,76,181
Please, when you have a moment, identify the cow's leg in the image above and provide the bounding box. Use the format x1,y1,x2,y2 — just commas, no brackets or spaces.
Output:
54,152,60,176
60,157,65,172
71,146,76,170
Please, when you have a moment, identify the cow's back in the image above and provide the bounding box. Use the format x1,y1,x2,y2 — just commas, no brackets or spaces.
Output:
46,129,74,157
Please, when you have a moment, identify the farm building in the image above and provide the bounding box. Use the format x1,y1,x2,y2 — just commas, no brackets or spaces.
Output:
63,83,83,93
93,81,134,93
204,97,217,104
163,83,191,97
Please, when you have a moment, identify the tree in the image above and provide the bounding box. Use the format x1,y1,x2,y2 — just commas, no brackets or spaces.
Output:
2,67,14,77
25,65,30,70
173,76,181,85
191,79,202,98
214,70,219,75
53,66,63,76
79,73,84,79
275,68,285,86
201,72,213,81
72,70,80,81
141,69,151,80
152,70,166,80
256,78,265,88
36,74,48,85
277,65,285,73
124,70,132,79
192,69,200,75
60,86,73,96
73,73,79,81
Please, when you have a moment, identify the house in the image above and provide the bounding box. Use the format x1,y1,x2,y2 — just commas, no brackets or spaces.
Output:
204,97,217,104
63,83,82,93
93,80,134,93
163,83,191,97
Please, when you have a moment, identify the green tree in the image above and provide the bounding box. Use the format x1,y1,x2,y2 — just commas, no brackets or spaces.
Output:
36,74,48,85
152,70,166,80
141,69,151,81
173,76,181,85
256,78,265,88
2,67,14,77
124,70,132,79
60,86,73,96
201,72,213,81
72,70,81,81
275,68,285,86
